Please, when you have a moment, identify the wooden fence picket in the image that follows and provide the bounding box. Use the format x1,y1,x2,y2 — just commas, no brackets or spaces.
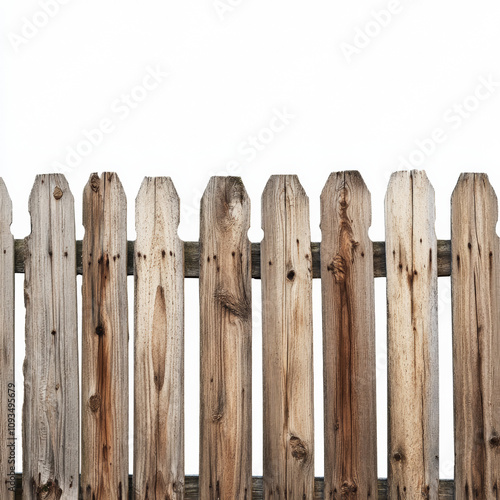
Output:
0,179,14,500
320,171,377,498
261,175,314,500
385,170,439,497
451,173,500,499
199,177,252,499
134,177,185,499
23,174,79,499
82,173,129,500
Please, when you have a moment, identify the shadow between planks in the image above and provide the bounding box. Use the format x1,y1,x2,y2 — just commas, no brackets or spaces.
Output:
13,239,452,278
10,475,455,499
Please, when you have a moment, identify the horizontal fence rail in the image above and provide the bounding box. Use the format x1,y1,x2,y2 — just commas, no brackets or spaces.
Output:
10,239,453,278
1,170,499,499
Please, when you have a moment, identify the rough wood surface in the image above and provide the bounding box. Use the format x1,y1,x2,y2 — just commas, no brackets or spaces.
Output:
13,239,453,278
82,173,129,500
385,170,439,498
321,172,377,498
23,175,79,499
134,178,185,499
451,173,500,499
199,177,252,499
261,175,314,500
0,179,15,500
9,475,456,499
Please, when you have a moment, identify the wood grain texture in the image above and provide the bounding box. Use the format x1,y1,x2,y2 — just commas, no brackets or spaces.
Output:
320,171,377,498
199,177,252,499
0,179,15,500
82,172,129,500
9,475,457,499
23,175,79,499
385,170,439,498
261,175,314,500
451,173,500,499
134,177,184,499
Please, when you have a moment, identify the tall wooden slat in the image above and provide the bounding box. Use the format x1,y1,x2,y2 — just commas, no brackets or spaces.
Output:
261,175,314,500
320,171,377,498
82,172,128,500
451,173,500,499
199,177,252,499
0,179,14,500
134,177,185,499
23,174,79,499
385,170,439,497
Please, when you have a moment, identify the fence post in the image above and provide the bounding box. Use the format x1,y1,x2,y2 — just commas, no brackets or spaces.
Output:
451,173,500,498
82,173,128,500
134,177,185,499
199,177,252,499
385,170,439,497
261,175,314,499
321,171,377,498
0,179,14,500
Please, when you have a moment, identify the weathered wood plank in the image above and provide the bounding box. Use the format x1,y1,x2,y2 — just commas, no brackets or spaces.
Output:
321,171,377,498
261,175,314,500
385,170,439,497
10,475,457,499
23,175,79,499
0,179,15,500
199,177,252,499
134,177,184,499
13,239,453,278
82,172,129,500
451,173,500,499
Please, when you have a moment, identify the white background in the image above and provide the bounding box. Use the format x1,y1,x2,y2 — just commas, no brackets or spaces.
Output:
2,0,500,481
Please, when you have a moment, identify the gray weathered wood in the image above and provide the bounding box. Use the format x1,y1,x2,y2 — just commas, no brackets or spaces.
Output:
261,175,314,500
451,173,500,499
199,177,252,499
0,179,15,500
13,239,453,278
385,170,439,498
10,475,456,499
321,171,377,498
134,177,185,499
23,175,79,499
82,173,129,500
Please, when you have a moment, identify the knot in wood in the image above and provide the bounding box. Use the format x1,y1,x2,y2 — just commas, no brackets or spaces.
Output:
328,254,347,283
89,394,101,412
341,481,357,495
90,173,100,192
490,434,500,447
36,479,62,500
53,186,63,200
289,435,308,461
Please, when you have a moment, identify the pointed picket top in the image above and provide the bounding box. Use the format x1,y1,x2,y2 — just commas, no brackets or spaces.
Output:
23,174,79,499
320,171,377,498
451,172,500,498
0,179,14,500
261,174,314,499
134,176,184,499
385,170,439,498
199,176,252,499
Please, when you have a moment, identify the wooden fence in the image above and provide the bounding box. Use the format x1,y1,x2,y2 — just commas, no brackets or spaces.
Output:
0,170,498,499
